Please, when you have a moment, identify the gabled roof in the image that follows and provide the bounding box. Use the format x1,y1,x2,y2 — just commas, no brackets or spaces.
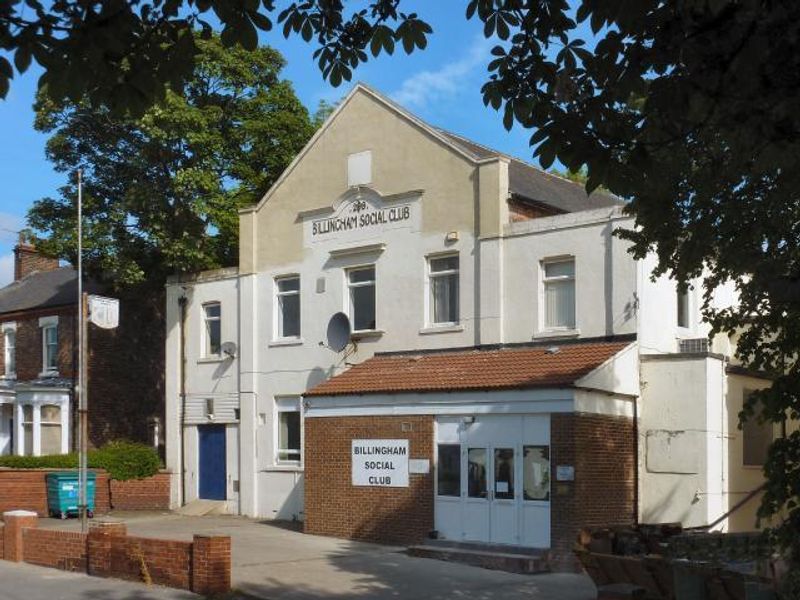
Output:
0,267,102,316
305,339,633,397
242,82,623,216
437,130,623,213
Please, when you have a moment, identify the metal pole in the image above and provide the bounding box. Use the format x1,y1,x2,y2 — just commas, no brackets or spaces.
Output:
77,171,88,533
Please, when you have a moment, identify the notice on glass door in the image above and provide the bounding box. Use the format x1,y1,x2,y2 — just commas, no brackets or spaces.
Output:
352,439,409,487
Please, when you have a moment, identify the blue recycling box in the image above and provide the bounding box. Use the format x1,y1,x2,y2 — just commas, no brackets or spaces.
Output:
45,472,96,519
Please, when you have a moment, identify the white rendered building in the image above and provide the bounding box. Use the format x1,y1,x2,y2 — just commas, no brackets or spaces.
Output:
164,84,776,556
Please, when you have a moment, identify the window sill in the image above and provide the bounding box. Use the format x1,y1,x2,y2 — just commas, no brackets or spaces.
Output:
38,371,59,378
351,329,385,340
419,324,464,335
532,328,581,340
261,464,304,473
269,338,304,348
197,356,225,364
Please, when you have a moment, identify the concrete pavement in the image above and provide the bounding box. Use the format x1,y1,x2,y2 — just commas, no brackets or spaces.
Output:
41,512,597,600
0,560,197,600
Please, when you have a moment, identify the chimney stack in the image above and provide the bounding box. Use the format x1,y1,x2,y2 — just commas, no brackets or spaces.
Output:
13,234,59,281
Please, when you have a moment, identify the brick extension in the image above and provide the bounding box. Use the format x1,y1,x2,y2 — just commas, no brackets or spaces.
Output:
0,513,230,594
304,412,635,572
305,415,435,545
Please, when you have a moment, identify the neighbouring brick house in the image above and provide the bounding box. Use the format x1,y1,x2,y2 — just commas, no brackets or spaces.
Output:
0,239,164,456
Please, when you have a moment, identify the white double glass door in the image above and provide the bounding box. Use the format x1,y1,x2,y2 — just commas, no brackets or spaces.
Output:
435,415,551,548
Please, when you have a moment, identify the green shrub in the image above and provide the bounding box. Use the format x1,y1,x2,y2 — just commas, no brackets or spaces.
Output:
0,453,79,469
89,441,160,481
0,441,160,481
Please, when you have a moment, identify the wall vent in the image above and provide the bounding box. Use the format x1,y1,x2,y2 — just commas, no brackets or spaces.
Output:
678,338,709,353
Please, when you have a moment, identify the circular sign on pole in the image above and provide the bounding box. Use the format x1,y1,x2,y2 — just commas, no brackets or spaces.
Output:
326,312,352,352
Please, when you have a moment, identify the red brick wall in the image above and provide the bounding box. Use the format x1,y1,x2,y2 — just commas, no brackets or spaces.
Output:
23,528,87,571
7,307,76,382
550,412,636,570
0,470,111,516
108,535,193,589
0,517,231,594
110,472,171,510
304,415,434,545
86,293,165,452
508,198,562,222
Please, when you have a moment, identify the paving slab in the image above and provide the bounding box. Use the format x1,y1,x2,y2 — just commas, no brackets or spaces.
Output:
40,512,597,600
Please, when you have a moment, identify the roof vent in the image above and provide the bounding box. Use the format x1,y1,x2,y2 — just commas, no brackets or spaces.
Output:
545,346,561,354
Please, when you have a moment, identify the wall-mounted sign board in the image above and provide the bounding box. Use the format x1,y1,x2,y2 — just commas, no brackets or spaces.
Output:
556,465,575,482
88,295,120,329
352,439,409,487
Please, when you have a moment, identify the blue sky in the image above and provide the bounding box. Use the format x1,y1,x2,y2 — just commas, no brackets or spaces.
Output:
0,3,546,285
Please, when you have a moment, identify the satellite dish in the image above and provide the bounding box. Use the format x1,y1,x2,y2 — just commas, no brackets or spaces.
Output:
221,341,238,359
326,312,351,352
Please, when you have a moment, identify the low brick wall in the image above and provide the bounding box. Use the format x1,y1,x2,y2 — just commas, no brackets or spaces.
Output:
23,528,87,571
0,469,170,516
110,472,171,511
0,513,230,595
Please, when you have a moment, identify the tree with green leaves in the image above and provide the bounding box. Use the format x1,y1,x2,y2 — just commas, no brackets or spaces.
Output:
29,34,315,287
5,0,800,567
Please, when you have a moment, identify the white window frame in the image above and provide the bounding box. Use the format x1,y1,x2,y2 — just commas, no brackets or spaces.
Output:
274,275,301,341
202,302,222,358
39,316,59,376
346,265,377,332
426,253,460,327
2,322,16,379
540,257,576,331
15,398,70,456
274,396,302,465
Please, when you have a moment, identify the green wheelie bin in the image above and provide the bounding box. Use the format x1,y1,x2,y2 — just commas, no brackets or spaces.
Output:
45,472,96,519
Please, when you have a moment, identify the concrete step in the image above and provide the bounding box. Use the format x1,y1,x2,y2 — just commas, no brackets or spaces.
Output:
175,499,227,516
407,541,550,575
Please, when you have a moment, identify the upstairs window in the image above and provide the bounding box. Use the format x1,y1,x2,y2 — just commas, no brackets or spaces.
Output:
203,302,221,357
3,325,15,377
428,255,460,325
42,324,58,373
542,259,576,329
276,396,301,463
275,276,301,339
347,266,376,331
742,390,773,467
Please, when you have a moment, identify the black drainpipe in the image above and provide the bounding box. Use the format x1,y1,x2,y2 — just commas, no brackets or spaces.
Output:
178,294,188,506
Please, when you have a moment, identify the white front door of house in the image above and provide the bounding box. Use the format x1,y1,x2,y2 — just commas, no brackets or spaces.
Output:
435,415,551,548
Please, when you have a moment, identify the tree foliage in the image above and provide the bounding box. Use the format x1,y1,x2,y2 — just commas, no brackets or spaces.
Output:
28,35,315,286
0,0,432,116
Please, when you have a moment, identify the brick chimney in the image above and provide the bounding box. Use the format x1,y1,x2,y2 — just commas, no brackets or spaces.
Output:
14,235,59,281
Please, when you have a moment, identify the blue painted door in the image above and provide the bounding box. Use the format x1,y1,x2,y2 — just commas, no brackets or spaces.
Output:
199,425,226,500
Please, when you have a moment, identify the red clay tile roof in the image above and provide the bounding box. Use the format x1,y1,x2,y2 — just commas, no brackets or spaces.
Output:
305,340,631,397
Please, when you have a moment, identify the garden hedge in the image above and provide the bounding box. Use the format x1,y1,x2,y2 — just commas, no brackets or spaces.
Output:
0,441,160,480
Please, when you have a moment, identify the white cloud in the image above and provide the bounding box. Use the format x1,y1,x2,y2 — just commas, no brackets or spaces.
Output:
391,36,492,109
0,254,13,288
